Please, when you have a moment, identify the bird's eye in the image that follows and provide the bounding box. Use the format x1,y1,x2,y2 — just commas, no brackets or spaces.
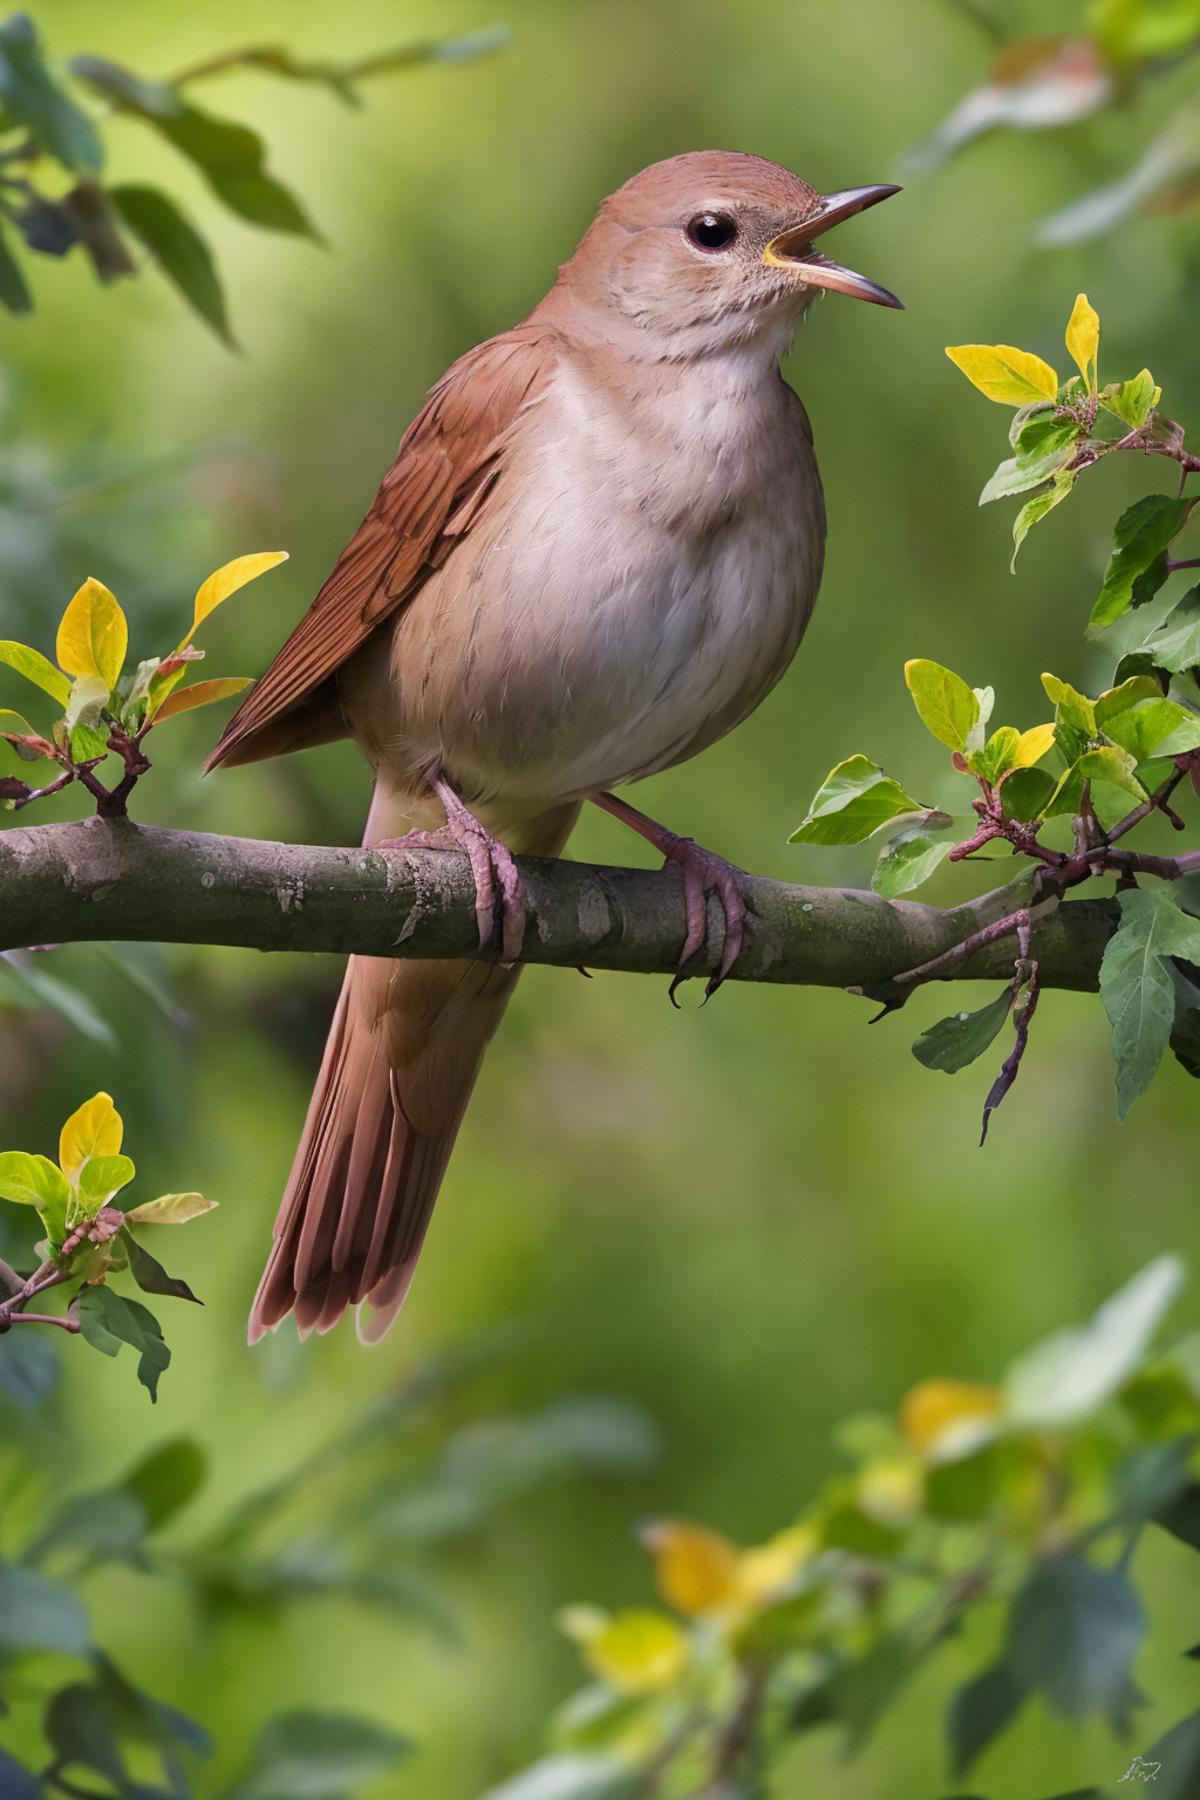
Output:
685,211,738,252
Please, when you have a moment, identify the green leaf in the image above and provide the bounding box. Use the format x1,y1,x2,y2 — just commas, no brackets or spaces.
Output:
788,755,924,846
1000,766,1057,822
78,1286,170,1402
1100,891,1200,1116
0,949,115,1047
0,1329,59,1408
1005,1256,1184,1427
978,430,1076,506
1011,468,1075,568
26,1489,147,1568
1094,674,1165,724
69,57,316,237
903,659,978,751
229,1710,415,1800
125,1232,201,1304
1041,671,1096,740
1102,368,1161,430
76,1153,135,1211
1104,697,1200,762
0,1749,42,1799
1133,1709,1200,1800
0,215,31,315
948,1660,1028,1777
0,1561,90,1654
0,639,71,706
1006,1555,1145,1720
912,987,1013,1073
0,14,103,172
871,822,953,898
1041,745,1147,819
1143,586,1200,675
1090,494,1194,632
119,1437,207,1529
968,724,1021,783
1170,966,1200,1079
0,1149,70,1215
110,183,233,345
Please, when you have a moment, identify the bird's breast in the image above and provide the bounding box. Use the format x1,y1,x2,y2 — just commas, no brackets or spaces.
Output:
376,352,826,810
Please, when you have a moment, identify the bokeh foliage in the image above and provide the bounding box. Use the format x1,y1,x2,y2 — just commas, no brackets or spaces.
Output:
3,0,1200,1796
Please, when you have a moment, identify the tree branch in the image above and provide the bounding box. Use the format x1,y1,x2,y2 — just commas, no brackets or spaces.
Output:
0,818,1119,995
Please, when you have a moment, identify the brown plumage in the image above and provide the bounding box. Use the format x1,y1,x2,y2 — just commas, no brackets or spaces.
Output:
207,152,901,1343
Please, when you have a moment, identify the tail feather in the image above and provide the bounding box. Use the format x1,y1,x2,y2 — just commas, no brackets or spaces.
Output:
249,797,578,1343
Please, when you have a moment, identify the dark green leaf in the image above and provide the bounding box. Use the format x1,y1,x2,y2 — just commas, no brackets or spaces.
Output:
125,1233,201,1305
948,1660,1028,1777
0,14,102,172
912,988,1013,1074
43,1683,126,1789
1000,766,1057,821
229,1709,414,1799
1099,889,1200,1117
1090,495,1194,632
1129,1708,1200,1800
0,1328,58,1408
110,183,233,344
69,57,315,236
13,191,78,255
26,1489,147,1568
0,1561,89,1654
78,1286,170,1401
1112,1437,1198,1520
1170,966,1200,1078
0,215,32,313
1156,1483,1200,1552
1145,587,1200,675
119,1437,207,1529
1007,1554,1145,1719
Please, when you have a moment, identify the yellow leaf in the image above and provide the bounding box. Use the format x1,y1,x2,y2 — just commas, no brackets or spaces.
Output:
856,1457,924,1525
58,1091,123,1183
639,1520,740,1616
1012,723,1057,768
1065,292,1100,388
582,1610,689,1694
945,343,1059,405
182,551,288,648
899,1379,1003,1460
734,1526,817,1607
55,579,127,691
150,676,252,724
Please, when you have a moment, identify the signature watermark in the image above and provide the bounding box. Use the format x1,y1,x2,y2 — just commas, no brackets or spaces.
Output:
1118,1755,1161,1783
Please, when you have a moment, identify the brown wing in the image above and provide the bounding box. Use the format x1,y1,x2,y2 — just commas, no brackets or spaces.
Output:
205,323,554,772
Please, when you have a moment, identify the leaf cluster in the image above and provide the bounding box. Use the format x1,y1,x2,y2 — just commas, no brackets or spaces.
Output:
491,1260,1200,1800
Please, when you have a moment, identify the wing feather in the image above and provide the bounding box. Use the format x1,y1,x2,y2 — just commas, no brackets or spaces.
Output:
205,324,553,771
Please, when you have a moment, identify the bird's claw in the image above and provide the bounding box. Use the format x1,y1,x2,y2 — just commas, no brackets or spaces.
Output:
661,835,751,1004
379,785,526,963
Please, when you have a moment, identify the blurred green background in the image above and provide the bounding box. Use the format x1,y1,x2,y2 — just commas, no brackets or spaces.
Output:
2,0,1199,1794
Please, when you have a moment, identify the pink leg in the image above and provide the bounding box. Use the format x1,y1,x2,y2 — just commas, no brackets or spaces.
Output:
379,773,526,962
592,791,750,1002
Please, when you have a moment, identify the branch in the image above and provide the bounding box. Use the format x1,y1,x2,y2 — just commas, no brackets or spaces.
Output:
0,818,1120,995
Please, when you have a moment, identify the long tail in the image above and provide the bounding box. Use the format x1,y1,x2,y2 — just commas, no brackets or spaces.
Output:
249,791,579,1344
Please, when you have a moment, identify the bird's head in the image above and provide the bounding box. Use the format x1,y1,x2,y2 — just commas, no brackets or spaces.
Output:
561,151,901,359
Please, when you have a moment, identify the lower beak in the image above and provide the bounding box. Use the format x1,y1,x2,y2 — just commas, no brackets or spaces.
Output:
763,183,903,310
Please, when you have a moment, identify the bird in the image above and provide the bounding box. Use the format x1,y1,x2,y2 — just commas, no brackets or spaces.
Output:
206,150,902,1344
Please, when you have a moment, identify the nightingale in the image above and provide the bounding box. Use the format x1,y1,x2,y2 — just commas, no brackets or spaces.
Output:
206,151,901,1343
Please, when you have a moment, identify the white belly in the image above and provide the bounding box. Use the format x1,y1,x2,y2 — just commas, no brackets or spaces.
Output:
380,352,825,809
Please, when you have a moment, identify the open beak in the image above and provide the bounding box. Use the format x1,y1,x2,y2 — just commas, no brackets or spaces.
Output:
763,184,903,309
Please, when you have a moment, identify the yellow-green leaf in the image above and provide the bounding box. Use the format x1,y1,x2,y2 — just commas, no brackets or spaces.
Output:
581,1610,689,1694
59,1091,124,1183
181,551,288,648
1012,723,1057,768
1041,673,1096,737
150,676,252,724
945,343,1059,405
0,641,71,707
0,1150,70,1212
639,1520,740,1617
125,1192,216,1225
77,1153,136,1212
1064,292,1100,389
904,659,979,751
55,578,127,691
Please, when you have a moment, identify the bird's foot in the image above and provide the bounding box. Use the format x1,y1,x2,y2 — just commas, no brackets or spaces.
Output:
591,791,750,1003
380,776,526,962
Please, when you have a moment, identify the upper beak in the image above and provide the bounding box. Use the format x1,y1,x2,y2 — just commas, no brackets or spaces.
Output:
763,184,903,309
